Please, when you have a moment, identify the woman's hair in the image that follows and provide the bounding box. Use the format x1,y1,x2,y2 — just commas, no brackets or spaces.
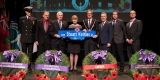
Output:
71,15,78,20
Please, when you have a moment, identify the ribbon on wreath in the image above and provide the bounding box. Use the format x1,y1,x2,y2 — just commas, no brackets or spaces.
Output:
3,51,20,62
91,50,107,60
139,49,156,62
45,50,62,64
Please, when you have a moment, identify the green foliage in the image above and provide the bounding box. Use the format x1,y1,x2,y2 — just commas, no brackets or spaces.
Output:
0,50,29,76
129,49,160,77
34,50,70,79
82,50,118,80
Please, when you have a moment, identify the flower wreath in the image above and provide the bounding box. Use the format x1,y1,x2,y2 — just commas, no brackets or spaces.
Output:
129,49,160,80
0,50,30,80
34,50,70,80
82,50,118,80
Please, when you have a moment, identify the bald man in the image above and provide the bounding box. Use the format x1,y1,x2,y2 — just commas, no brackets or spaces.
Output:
49,11,68,53
35,11,53,56
126,10,143,59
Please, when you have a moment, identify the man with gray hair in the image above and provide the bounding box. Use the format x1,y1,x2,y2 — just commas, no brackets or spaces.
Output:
98,12,113,51
49,11,68,53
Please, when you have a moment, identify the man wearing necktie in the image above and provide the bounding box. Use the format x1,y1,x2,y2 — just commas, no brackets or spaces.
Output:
18,6,37,72
126,10,143,60
98,12,113,51
49,11,68,53
82,9,99,56
35,11,53,56
111,11,126,72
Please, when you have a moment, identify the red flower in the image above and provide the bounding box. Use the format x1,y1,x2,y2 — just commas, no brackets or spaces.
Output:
87,77,96,80
93,74,98,79
34,74,40,79
111,71,117,79
124,2,131,9
11,75,18,80
103,76,111,80
75,28,80,32
0,72,3,78
61,74,67,80
30,18,33,21
8,74,14,78
150,75,157,80
52,78,59,80
116,22,118,24
49,23,51,25
144,74,149,80
133,73,139,79
157,78,160,80
3,77,7,80
19,71,25,78
84,72,91,79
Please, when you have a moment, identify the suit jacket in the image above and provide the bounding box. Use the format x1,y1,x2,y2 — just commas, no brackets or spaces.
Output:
49,20,68,45
99,21,113,44
126,19,143,45
19,16,37,43
112,19,127,43
35,19,53,45
82,18,99,45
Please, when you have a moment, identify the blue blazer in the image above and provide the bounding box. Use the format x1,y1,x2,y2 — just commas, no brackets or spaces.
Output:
98,21,113,44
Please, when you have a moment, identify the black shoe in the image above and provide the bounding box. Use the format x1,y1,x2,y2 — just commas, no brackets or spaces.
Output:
70,68,73,72
73,69,77,71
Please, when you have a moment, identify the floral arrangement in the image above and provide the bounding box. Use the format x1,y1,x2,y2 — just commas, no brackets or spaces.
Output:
0,50,30,80
129,49,160,80
82,50,118,80
34,50,70,80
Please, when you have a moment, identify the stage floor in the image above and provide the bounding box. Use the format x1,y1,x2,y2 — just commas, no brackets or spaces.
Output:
24,64,133,80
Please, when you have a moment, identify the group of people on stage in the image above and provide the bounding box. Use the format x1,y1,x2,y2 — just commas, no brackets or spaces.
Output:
19,6,142,72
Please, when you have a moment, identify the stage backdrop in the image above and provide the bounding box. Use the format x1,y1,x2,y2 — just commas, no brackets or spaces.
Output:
30,0,132,22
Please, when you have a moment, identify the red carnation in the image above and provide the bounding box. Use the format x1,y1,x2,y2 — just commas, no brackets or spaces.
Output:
8,74,14,78
31,2,38,9
0,72,3,78
124,2,131,9
133,73,139,79
52,78,59,80
84,72,91,79
61,74,67,80
111,71,117,79
19,71,25,78
157,78,160,80
103,76,111,80
3,77,7,80
116,22,118,24
144,74,149,80
11,75,18,80
150,75,157,80
75,28,79,32
34,74,40,79
87,77,96,80
93,74,98,79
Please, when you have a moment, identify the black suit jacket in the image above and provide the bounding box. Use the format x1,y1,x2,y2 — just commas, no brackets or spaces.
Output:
126,19,143,45
99,21,113,44
49,20,68,45
82,18,99,45
19,16,37,43
35,19,53,45
112,19,126,43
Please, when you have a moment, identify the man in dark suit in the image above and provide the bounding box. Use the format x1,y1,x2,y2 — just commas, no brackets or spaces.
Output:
35,11,53,56
98,12,113,51
19,6,36,71
82,9,99,56
111,11,126,72
126,10,143,59
49,11,68,53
